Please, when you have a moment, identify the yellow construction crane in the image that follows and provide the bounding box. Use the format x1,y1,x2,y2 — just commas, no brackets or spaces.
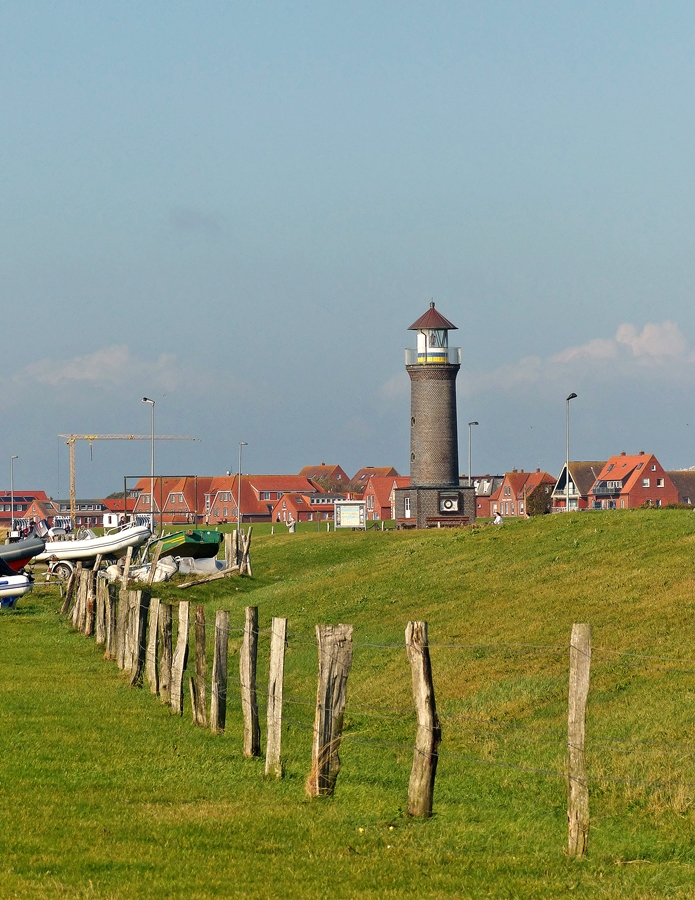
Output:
59,433,195,524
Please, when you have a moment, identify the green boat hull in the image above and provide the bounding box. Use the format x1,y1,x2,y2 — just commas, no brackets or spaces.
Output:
154,529,223,560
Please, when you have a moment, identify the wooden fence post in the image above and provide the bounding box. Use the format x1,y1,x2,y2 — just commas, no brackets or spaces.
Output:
116,589,128,670
210,609,229,734
60,567,78,615
129,590,151,687
95,576,106,645
568,623,591,858
159,603,173,705
146,542,162,587
171,601,190,715
265,617,287,778
146,597,160,694
306,624,354,797
239,527,253,577
224,533,234,569
240,606,261,756
405,621,441,818
104,582,118,660
189,605,208,727
72,569,88,631
84,554,102,637
231,529,239,566
121,545,133,590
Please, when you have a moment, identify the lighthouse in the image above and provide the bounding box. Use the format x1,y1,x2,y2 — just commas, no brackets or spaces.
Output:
394,302,475,528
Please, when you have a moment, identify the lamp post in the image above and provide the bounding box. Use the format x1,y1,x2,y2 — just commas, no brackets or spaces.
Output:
142,398,155,533
467,422,479,487
566,393,578,513
10,455,18,533
237,441,247,533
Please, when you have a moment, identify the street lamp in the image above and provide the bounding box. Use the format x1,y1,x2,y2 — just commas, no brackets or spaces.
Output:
10,455,18,533
565,393,578,513
467,422,479,487
237,441,247,533
142,398,155,533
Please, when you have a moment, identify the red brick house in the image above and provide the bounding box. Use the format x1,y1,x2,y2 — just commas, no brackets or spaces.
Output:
362,475,409,520
491,469,556,517
271,492,344,523
472,476,504,517
0,490,53,528
588,452,678,509
204,474,320,524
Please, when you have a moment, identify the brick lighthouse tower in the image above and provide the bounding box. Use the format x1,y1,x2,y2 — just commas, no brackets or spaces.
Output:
394,302,476,528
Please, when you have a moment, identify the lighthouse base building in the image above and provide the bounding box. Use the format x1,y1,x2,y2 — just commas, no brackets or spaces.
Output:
393,302,476,528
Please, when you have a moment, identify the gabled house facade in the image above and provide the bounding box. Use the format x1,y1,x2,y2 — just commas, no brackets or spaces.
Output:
588,452,678,509
491,469,556,517
362,475,409,520
552,462,606,511
471,475,504,518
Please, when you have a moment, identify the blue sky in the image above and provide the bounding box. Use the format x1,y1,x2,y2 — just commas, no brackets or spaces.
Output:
3,2,695,495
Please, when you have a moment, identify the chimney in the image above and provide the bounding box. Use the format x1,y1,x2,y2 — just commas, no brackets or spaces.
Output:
639,450,645,455
520,468,524,473
512,467,517,473
620,451,626,456
536,467,540,473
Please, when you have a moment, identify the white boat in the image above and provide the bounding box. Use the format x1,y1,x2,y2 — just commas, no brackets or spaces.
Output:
0,558,32,607
35,522,151,564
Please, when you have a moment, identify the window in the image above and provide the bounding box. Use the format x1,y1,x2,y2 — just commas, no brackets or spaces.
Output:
367,495,374,509
519,502,524,514
657,478,664,487
223,508,228,517
504,486,511,496
637,463,643,470
214,508,219,516
651,465,656,471
642,478,650,488
404,497,411,518
607,464,614,472
263,492,271,500
620,498,625,508
657,499,662,507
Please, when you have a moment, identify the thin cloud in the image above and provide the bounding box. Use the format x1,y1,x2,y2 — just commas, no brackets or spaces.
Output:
380,321,695,402
17,345,184,390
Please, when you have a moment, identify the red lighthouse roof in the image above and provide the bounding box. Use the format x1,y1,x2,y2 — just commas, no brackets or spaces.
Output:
408,301,457,331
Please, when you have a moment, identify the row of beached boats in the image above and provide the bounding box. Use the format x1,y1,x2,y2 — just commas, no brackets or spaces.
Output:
0,521,224,608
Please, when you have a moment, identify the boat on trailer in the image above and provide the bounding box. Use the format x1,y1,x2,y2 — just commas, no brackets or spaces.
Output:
0,557,33,608
35,522,151,578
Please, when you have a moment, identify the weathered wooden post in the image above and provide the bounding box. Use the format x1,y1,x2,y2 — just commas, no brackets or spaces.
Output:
189,605,207,727
171,601,190,715
129,590,151,687
240,606,261,756
95,576,106,645
568,623,591,858
265,617,287,778
240,527,253,577
72,569,88,631
405,621,441,818
104,582,118,660
60,566,78,615
146,597,160,694
224,533,234,569
306,624,354,797
210,609,229,734
116,589,128,670
159,603,173,705
231,529,239,567
121,545,133,590
84,554,102,637
146,543,162,588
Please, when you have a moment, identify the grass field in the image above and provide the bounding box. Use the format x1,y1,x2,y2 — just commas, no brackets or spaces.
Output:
3,510,695,898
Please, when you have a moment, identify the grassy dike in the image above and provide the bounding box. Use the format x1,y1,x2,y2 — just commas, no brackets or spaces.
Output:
3,510,695,898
